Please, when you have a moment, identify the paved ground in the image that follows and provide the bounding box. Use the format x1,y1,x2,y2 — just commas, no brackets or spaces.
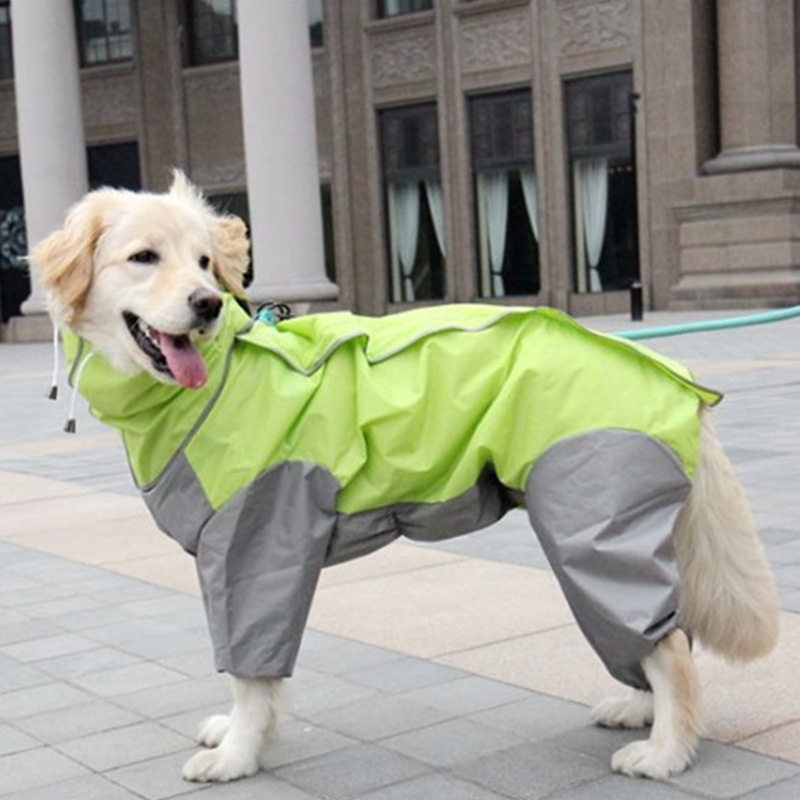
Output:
1,308,800,799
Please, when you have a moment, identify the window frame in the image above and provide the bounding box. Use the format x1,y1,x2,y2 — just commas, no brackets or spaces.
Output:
0,1,12,81
469,89,540,298
379,103,446,303
74,0,134,69
566,70,638,294
184,0,239,67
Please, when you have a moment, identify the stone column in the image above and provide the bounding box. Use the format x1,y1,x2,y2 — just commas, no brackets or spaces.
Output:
705,0,800,173
237,0,337,303
12,0,88,314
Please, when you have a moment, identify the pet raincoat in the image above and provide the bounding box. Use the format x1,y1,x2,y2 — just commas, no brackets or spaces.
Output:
62,297,721,689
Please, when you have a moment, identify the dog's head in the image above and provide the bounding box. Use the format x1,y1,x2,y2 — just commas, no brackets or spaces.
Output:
30,171,249,389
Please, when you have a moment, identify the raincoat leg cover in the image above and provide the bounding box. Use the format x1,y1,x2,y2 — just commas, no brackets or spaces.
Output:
525,430,691,689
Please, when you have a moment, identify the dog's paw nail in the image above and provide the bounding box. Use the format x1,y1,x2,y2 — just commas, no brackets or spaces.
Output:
182,747,259,783
198,714,231,747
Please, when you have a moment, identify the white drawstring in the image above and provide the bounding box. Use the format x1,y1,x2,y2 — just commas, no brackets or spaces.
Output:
48,322,60,400
65,350,95,433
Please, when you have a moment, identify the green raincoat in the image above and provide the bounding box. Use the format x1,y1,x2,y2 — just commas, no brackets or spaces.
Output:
62,296,720,688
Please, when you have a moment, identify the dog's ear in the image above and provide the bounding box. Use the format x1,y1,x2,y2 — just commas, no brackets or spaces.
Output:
211,214,250,299
29,197,104,326
169,170,250,299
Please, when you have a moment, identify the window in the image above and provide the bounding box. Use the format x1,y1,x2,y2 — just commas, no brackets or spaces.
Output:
469,90,539,298
566,71,638,293
309,0,323,48
207,185,335,287
74,0,133,67
380,104,445,302
378,0,433,19
186,0,238,65
0,2,12,80
320,184,336,282
87,142,141,190
0,155,26,321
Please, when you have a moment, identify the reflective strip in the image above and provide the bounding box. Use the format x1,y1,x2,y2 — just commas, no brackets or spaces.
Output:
525,429,691,690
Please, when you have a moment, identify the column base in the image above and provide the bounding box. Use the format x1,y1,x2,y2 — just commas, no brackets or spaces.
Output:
704,144,800,174
1,312,53,343
246,278,339,306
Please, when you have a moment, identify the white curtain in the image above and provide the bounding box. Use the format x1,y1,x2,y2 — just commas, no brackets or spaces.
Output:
425,179,446,256
383,0,402,16
519,166,539,242
478,170,509,296
388,181,420,301
577,158,609,293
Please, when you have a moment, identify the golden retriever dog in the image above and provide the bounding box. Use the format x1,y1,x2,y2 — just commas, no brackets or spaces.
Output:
31,173,780,784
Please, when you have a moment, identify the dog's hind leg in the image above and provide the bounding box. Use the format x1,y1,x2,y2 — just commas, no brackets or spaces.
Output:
610,630,702,779
183,676,282,782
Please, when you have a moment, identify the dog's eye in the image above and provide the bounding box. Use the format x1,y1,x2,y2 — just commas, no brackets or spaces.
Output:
129,249,159,265
198,255,210,271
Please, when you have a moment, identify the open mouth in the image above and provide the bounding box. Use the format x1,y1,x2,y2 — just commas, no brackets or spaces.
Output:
123,311,208,389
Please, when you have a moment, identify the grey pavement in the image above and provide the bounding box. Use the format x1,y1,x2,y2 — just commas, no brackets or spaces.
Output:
1,307,800,798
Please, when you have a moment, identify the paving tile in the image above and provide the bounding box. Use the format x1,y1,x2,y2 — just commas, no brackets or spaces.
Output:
275,743,430,799
383,717,524,767
69,661,187,697
15,595,106,620
312,693,451,741
343,657,466,694
0,655,50,694
103,749,203,800
0,681,96,720
400,675,531,715
469,693,591,741
55,721,193,771
743,774,800,800
258,719,357,769
14,700,144,745
0,619,61,647
191,772,318,799
0,723,38,756
668,741,800,798
34,645,142,679
356,772,511,800
546,773,706,799
112,674,232,718
297,636,400,675
0,747,89,796
10,774,144,800
288,673,378,717
0,632,98,662
454,741,608,799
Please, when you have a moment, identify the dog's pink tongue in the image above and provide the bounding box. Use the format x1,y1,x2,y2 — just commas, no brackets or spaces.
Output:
159,334,208,389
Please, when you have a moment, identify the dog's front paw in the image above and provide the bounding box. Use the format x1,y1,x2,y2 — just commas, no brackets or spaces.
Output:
197,714,231,747
611,739,692,780
593,692,654,729
182,746,259,783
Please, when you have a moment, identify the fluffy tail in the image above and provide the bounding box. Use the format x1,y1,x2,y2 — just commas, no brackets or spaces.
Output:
674,411,780,662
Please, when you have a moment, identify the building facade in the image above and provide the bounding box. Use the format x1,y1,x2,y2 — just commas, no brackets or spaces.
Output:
2,0,800,339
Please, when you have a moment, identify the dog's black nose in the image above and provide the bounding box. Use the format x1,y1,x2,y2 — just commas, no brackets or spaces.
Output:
189,290,223,324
